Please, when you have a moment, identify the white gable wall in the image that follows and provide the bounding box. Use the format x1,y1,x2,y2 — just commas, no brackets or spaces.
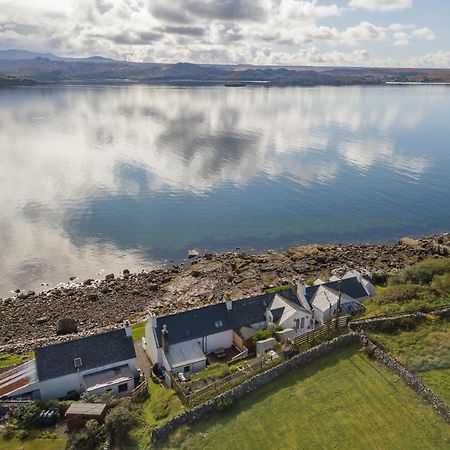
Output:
145,318,161,365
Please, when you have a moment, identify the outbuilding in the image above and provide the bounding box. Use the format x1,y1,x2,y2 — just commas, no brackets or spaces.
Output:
65,402,107,432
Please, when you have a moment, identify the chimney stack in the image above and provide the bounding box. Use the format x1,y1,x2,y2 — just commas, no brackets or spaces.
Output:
124,319,131,338
161,324,169,352
226,299,233,311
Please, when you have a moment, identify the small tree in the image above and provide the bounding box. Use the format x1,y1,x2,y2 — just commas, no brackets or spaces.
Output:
66,419,105,450
104,402,140,446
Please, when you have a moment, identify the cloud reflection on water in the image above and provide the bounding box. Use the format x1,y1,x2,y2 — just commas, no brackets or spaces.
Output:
0,85,439,294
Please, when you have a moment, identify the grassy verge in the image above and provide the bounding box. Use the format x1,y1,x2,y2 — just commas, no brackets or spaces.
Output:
0,352,33,368
163,345,450,450
368,317,450,404
126,380,184,449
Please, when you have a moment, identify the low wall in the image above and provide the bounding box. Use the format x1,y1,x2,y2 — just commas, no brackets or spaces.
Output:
349,307,450,332
360,334,450,424
151,332,360,445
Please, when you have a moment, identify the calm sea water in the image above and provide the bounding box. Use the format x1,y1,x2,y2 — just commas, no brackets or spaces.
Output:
1,84,450,296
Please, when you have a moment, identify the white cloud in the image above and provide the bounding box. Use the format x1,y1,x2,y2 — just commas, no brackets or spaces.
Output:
0,0,442,67
348,0,412,11
393,31,410,46
412,27,436,41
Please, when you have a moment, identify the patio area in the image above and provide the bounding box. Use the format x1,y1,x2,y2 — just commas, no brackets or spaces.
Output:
206,346,242,365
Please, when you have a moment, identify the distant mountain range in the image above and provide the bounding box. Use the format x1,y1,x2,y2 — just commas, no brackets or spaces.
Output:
1,49,450,87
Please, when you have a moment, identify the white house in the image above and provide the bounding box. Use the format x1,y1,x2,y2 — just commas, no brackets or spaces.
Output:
0,325,138,401
298,271,375,324
144,289,312,382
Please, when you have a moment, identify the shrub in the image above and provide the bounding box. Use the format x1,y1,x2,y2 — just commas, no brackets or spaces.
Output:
16,401,43,428
1,422,17,440
252,328,274,344
66,419,105,450
306,279,315,286
104,402,140,446
389,258,450,286
431,272,450,294
372,272,388,286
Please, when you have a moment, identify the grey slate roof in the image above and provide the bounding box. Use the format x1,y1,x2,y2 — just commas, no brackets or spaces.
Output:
305,277,369,304
35,329,136,382
155,289,299,347
156,303,230,346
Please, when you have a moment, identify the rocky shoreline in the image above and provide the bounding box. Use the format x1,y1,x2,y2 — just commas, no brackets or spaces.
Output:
1,233,449,354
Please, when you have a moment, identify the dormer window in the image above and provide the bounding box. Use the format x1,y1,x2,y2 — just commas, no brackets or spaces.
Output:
214,320,223,328
74,357,82,368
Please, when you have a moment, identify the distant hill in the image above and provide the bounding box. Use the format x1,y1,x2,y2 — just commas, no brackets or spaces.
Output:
1,49,450,87
0,49,60,61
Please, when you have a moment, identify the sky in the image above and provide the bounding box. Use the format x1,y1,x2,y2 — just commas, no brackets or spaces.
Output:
0,0,449,67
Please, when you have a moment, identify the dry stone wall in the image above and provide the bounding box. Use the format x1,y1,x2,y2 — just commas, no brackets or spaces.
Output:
360,334,450,423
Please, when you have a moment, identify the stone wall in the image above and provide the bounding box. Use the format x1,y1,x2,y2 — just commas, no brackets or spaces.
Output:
151,333,360,445
349,307,450,332
360,334,450,424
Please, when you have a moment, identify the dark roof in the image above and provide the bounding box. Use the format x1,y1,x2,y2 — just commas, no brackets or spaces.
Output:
156,302,230,346
271,307,285,322
155,290,303,346
305,277,368,304
35,329,136,382
229,293,272,330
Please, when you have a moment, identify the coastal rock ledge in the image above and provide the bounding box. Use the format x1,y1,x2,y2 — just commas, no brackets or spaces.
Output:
1,233,449,353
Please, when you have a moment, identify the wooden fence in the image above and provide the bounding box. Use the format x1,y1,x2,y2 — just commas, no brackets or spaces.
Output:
293,316,349,348
131,376,148,398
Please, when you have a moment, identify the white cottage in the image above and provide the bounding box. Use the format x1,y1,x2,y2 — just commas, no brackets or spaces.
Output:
144,289,312,382
0,326,138,400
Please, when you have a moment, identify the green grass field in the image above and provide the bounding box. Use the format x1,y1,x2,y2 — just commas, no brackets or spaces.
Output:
368,317,450,404
164,345,450,450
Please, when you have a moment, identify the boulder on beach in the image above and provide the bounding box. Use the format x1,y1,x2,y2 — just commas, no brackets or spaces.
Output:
56,318,78,335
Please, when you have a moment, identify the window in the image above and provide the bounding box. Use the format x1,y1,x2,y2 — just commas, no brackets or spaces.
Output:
300,318,305,328
214,320,223,328
118,383,128,393
183,365,190,373
294,319,300,330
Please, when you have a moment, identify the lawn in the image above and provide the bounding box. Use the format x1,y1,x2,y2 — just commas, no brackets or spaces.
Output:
368,317,450,404
0,437,66,450
163,345,450,450
132,321,146,342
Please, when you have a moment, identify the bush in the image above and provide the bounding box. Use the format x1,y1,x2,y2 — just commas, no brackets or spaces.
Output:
104,402,140,446
56,317,78,335
389,258,450,286
66,419,105,450
376,317,418,333
252,328,274,344
372,272,388,286
16,402,43,428
431,272,450,294
374,284,425,305
1,422,18,440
